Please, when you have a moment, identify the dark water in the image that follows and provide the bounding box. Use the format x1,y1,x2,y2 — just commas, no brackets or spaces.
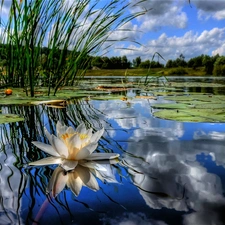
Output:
0,77,225,225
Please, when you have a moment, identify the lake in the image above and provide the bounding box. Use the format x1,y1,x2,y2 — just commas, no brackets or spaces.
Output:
0,76,225,225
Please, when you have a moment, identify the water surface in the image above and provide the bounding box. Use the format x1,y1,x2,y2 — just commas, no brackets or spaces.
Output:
0,77,225,225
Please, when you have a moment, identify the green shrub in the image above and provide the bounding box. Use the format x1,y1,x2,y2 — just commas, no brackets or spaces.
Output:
213,65,225,76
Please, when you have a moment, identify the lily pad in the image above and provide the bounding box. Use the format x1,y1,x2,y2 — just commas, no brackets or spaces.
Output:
152,103,225,110
152,103,188,109
167,82,225,88
135,96,157,100
0,114,24,124
164,94,225,102
91,95,126,100
153,109,225,122
152,93,225,122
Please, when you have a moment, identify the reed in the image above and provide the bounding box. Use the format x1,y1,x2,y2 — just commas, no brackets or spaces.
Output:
0,0,147,96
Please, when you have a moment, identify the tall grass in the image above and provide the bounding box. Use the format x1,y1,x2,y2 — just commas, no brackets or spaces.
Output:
0,0,147,96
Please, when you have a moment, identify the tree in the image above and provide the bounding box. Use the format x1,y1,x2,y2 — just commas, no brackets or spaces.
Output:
202,55,213,75
139,60,150,68
132,56,141,68
166,59,173,68
91,56,103,68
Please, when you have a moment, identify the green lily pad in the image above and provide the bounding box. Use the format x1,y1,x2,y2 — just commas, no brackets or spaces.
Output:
91,95,126,100
164,94,225,102
153,109,225,122
152,103,225,110
152,92,225,122
167,82,225,88
152,103,188,109
0,114,24,124
153,92,184,96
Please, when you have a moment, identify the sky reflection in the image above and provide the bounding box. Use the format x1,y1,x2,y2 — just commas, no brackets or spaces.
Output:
0,97,225,225
91,98,225,225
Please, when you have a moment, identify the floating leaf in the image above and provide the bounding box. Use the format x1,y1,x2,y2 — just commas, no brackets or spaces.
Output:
91,95,126,100
164,94,225,102
152,93,225,122
153,108,225,122
152,103,188,109
167,82,225,88
135,96,157,100
0,114,24,124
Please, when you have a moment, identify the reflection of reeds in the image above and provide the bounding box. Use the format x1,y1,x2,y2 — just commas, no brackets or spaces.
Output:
0,98,124,222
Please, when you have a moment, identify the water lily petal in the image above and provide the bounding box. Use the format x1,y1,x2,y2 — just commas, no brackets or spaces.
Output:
67,171,83,196
79,161,107,171
32,141,60,157
74,142,98,160
66,126,75,134
86,128,93,138
29,156,62,166
44,128,53,146
97,165,118,183
75,123,86,133
83,128,93,143
90,128,104,143
91,169,104,183
68,133,81,151
47,167,68,197
56,121,67,137
47,167,61,193
76,165,99,191
86,153,120,161
61,159,78,171
51,135,68,158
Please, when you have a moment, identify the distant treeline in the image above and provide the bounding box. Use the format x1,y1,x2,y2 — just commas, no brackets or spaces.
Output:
0,43,224,77
91,53,225,76
91,55,164,69
165,54,225,76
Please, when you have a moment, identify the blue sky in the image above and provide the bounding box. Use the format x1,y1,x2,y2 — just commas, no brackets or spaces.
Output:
1,0,225,63
109,0,225,62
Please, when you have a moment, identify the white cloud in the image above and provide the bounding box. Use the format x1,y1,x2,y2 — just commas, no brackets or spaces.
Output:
101,212,168,225
0,0,11,17
109,21,143,42
122,128,225,224
130,0,188,31
140,6,187,31
193,0,225,20
212,43,225,56
114,27,225,61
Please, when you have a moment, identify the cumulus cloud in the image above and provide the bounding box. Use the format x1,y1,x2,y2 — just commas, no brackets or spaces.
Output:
0,0,11,17
114,27,225,61
212,43,225,56
122,127,225,224
0,125,26,225
130,0,188,31
192,0,225,20
101,212,168,225
92,98,185,135
109,21,143,42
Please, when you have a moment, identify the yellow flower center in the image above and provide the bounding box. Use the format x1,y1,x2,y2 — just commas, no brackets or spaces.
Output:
61,132,88,141
78,133,88,139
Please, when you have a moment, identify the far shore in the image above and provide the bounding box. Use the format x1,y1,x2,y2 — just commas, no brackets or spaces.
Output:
84,67,216,77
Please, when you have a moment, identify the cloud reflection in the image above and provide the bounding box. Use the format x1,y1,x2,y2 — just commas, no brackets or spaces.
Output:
122,127,225,224
101,212,168,225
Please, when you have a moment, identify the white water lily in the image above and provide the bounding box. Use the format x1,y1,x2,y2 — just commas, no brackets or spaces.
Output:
29,121,119,171
47,160,118,197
